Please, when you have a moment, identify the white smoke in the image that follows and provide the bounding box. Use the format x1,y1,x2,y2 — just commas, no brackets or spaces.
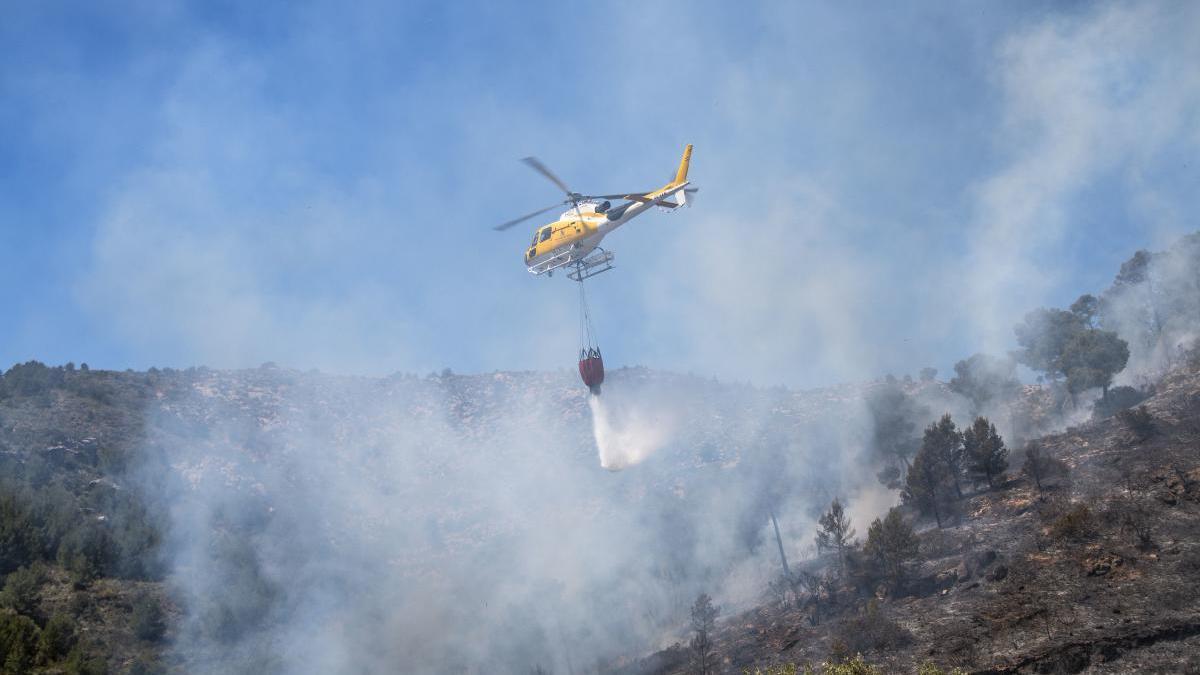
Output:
844,480,898,538
588,389,676,471
962,2,1200,355
47,4,1200,672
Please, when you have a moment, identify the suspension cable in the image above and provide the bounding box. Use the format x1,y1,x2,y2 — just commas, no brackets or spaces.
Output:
577,272,599,358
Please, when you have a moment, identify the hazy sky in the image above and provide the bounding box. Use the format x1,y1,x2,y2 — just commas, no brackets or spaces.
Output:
2,1,1198,387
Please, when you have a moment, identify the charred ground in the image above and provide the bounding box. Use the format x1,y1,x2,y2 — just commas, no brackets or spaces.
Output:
627,355,1200,675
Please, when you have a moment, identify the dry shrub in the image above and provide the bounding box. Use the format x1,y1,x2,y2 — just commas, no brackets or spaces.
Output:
1177,551,1200,578
830,600,912,657
919,528,963,560
1117,405,1156,441
917,663,968,675
1033,493,1070,524
1049,504,1096,542
1106,492,1154,550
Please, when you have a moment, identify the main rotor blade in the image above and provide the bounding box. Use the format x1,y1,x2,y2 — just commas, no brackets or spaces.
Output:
521,157,574,196
493,202,563,231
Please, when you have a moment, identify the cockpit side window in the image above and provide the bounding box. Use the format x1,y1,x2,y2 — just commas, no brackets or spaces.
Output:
539,227,552,243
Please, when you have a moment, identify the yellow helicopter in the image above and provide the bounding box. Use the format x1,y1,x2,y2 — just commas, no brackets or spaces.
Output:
494,145,696,281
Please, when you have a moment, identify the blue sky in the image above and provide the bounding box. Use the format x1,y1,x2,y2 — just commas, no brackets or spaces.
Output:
2,1,1198,387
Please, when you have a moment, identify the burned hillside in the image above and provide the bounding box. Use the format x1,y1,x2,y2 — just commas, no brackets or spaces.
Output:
629,353,1200,674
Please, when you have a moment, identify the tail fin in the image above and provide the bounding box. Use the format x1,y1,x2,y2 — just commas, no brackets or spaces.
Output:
673,144,693,185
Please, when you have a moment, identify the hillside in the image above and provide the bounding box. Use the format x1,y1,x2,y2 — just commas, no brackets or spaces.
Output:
0,356,1193,673
629,355,1200,674
0,363,959,673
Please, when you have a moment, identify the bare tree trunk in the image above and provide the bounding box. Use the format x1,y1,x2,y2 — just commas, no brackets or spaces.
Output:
770,508,790,579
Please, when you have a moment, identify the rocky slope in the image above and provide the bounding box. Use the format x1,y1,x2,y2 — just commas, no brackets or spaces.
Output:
2,357,1191,673
630,358,1200,674
0,363,928,673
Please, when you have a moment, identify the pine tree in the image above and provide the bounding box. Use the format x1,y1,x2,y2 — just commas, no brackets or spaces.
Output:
815,498,856,575
902,418,963,528
903,442,947,528
963,417,1008,489
689,593,720,675
1013,297,1130,406
925,414,965,499
1062,329,1130,402
864,508,919,585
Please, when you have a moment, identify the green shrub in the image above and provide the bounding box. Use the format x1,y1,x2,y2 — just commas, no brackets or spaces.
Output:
37,612,77,663
0,564,46,617
743,665,803,675
0,613,40,675
56,524,115,586
0,361,60,399
63,646,107,675
131,592,166,642
821,655,882,675
68,591,95,619
0,484,42,574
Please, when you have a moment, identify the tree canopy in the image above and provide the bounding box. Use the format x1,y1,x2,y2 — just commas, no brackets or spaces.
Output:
1061,328,1129,398
950,353,1021,414
962,417,1007,489
1013,295,1130,401
815,498,856,573
867,382,926,489
864,508,918,584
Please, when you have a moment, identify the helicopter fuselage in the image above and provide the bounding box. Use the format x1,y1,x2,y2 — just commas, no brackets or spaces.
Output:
523,181,689,274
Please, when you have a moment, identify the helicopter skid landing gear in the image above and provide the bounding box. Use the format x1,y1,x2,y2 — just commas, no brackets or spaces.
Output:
567,249,615,282
528,249,575,276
